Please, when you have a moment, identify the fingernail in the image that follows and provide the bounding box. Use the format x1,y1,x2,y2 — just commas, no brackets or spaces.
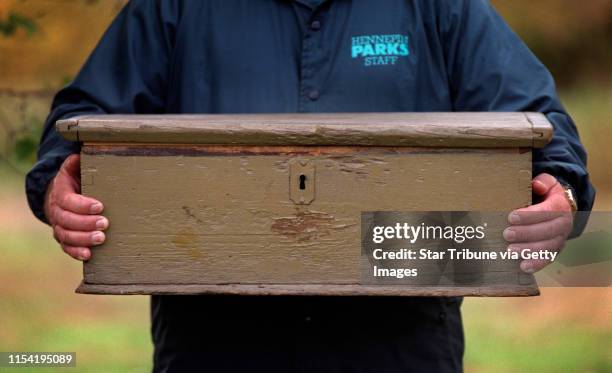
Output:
508,213,521,225
92,231,105,244
96,217,109,230
521,261,534,274
79,249,90,261
503,228,516,242
90,203,103,214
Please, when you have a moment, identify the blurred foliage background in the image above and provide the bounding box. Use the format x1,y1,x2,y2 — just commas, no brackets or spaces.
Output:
0,0,610,372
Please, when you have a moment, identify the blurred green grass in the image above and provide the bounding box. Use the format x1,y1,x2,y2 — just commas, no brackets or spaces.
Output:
0,84,611,372
462,291,612,373
0,165,152,372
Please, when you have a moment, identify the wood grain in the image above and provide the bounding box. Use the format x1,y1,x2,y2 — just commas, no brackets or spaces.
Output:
57,112,553,148
76,282,540,297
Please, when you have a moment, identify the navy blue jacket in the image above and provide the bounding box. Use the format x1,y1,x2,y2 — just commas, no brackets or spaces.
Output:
25,1,595,371
26,0,594,224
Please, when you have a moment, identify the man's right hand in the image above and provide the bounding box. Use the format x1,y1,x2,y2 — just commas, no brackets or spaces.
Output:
44,154,108,261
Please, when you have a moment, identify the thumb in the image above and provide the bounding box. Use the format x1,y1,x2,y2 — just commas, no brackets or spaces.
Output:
61,154,81,178
56,154,81,192
532,173,559,196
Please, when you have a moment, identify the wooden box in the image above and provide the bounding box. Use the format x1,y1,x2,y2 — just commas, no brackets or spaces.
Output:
57,113,552,296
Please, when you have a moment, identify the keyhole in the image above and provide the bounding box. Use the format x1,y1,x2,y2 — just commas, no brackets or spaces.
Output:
299,174,307,190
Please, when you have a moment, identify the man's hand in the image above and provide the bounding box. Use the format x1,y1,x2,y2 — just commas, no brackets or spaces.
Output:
504,173,574,273
44,154,108,261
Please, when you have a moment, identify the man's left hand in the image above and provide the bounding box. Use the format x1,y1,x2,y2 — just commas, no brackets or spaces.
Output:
504,173,574,273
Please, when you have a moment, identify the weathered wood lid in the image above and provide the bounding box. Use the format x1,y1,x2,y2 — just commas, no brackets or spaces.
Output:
56,112,553,148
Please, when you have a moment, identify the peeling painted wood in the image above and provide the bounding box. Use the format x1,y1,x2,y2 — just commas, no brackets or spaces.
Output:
58,112,552,148
525,112,555,147
79,145,534,293
81,144,528,156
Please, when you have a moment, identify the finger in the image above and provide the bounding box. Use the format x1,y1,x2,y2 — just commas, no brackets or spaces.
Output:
507,236,565,256
503,216,572,243
52,206,109,231
57,192,104,215
508,193,573,225
532,173,559,196
52,225,60,243
54,225,106,247
54,155,81,192
520,258,554,274
53,177,79,194
61,244,91,261
508,237,565,274
508,209,566,225
508,206,571,225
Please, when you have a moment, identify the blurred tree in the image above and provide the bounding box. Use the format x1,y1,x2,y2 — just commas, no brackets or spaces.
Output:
491,0,612,87
0,0,124,174
0,11,39,173
0,11,36,36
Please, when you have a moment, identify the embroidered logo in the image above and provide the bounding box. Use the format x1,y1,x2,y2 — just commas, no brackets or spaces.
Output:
351,34,409,66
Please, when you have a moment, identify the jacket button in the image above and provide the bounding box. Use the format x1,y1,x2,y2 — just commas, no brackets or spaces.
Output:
310,20,321,30
308,90,319,101
439,311,447,322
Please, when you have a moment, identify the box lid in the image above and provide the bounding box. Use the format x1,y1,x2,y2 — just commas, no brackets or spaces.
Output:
56,112,552,148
